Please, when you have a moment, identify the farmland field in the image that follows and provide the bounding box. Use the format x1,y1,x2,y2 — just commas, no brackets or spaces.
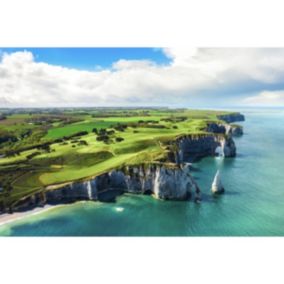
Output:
45,120,118,139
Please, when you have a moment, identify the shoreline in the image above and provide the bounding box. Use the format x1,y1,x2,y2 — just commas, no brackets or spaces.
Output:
0,201,96,228
0,205,56,227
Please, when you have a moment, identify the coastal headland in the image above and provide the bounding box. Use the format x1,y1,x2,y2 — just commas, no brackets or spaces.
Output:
0,108,245,219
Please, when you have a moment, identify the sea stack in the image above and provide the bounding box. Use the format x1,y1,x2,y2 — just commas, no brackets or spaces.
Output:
211,170,225,194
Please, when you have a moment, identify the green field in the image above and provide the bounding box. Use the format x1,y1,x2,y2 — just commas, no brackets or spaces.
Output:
45,120,117,139
0,108,235,208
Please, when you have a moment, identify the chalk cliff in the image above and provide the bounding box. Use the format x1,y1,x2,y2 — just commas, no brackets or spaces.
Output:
206,122,243,137
168,134,236,163
4,113,245,213
14,164,201,211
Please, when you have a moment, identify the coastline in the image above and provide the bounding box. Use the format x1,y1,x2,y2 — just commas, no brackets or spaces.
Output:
0,201,96,228
0,205,56,227
0,112,245,228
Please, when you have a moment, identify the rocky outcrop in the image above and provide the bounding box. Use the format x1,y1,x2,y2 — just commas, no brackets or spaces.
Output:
206,123,226,134
206,122,243,137
211,170,224,194
220,135,236,157
217,113,245,123
230,125,243,136
169,134,236,163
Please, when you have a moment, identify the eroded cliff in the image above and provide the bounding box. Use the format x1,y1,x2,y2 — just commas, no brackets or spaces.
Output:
2,113,245,213
167,134,236,163
14,163,201,211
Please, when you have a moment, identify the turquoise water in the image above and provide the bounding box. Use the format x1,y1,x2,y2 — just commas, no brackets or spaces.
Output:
1,109,284,236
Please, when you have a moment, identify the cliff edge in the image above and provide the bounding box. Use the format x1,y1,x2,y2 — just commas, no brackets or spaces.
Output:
1,112,245,213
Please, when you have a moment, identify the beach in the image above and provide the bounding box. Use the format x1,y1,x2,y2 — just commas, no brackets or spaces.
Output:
0,205,55,227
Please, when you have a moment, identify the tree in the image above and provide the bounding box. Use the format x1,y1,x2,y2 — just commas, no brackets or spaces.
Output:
115,137,124,142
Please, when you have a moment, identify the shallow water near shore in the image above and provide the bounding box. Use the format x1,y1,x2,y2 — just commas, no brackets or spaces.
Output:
1,108,284,236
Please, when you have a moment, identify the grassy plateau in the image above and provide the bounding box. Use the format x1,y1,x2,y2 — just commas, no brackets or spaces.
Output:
0,107,236,207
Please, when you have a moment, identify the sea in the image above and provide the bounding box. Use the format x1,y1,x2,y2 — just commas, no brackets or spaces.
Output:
1,108,284,236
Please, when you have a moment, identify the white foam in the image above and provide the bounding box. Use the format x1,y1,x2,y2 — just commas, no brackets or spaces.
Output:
115,207,124,212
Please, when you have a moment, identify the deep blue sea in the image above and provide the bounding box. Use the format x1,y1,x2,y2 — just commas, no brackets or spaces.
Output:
1,109,284,236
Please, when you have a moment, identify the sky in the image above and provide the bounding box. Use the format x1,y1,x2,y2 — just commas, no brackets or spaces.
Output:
1,47,284,108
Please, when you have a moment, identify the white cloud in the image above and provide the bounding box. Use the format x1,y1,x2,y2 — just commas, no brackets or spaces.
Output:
1,48,284,107
163,47,198,66
243,90,284,106
112,59,155,70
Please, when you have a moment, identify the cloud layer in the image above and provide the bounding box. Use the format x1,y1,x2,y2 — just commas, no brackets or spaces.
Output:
1,48,284,107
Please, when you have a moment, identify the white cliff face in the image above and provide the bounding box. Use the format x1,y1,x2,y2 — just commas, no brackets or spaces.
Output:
223,124,243,137
221,136,236,157
122,164,197,200
90,179,98,200
86,181,92,200
152,165,193,200
211,170,225,194
220,139,226,157
172,134,236,163
32,164,199,206
153,167,161,198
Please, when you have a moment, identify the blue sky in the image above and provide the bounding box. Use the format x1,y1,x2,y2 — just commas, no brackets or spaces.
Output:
1,48,284,107
0,48,170,70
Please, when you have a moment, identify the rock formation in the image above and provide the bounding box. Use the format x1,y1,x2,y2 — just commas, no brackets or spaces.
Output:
217,113,245,123
170,134,236,163
206,122,243,137
230,125,243,136
211,170,225,194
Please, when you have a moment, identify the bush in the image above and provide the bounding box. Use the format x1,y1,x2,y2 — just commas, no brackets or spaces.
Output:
5,150,17,157
0,132,18,145
63,131,89,141
72,131,88,137
96,135,109,142
26,151,41,160
107,130,115,135
114,124,127,132
99,128,107,135
115,137,124,142
78,140,88,146
40,144,51,152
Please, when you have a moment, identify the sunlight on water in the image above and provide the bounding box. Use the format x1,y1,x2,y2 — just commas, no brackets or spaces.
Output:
115,207,124,212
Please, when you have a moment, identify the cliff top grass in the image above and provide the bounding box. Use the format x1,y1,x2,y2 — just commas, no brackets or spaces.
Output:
0,108,240,205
